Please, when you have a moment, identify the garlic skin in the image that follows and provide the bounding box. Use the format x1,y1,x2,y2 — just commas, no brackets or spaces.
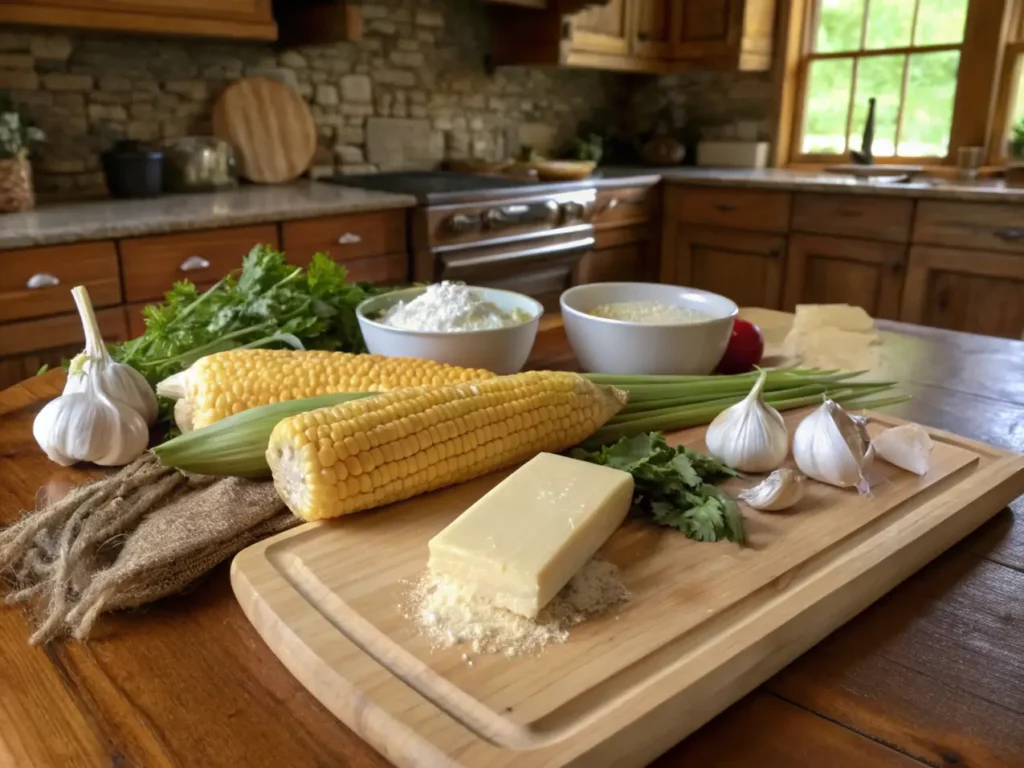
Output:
739,468,805,511
792,399,873,491
705,369,789,472
63,286,158,425
873,423,933,475
32,285,153,467
33,385,149,467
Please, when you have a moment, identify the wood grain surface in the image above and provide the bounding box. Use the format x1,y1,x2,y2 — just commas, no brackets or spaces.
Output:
230,411,1023,767
2,319,1024,767
212,77,317,184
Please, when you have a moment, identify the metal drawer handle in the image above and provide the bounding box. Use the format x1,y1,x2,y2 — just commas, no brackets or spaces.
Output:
994,228,1024,242
338,232,362,245
715,203,738,213
179,255,210,272
26,273,60,290
601,198,620,213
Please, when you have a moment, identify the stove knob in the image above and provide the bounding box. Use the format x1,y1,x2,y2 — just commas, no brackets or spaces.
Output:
561,201,586,224
446,213,479,234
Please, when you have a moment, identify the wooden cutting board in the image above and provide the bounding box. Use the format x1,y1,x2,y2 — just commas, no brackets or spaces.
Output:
231,409,1024,768
212,77,317,184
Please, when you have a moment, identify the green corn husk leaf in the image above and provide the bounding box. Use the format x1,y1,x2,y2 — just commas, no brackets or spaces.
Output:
152,391,375,477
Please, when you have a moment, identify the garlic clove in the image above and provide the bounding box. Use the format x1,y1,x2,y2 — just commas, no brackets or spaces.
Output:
738,468,805,511
705,369,789,473
872,423,933,475
792,399,873,491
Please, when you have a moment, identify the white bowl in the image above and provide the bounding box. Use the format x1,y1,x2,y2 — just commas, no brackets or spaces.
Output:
559,283,737,375
356,286,543,375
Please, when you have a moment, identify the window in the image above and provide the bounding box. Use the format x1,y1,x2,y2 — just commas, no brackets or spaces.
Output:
796,0,968,161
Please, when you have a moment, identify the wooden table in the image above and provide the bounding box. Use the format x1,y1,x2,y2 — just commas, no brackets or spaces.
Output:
2,320,1023,768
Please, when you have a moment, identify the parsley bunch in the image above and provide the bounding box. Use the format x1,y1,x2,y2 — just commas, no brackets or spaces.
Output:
113,244,394,386
572,433,745,544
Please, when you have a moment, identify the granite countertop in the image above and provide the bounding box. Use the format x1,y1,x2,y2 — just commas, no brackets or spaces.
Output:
0,182,417,251
636,167,1024,203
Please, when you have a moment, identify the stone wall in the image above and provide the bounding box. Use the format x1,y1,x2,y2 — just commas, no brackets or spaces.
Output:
628,70,775,148
0,0,629,200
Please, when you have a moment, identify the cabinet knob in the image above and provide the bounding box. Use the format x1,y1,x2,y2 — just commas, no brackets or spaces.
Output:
715,203,738,213
179,255,210,272
994,228,1024,242
637,32,651,42
767,248,781,259
337,232,362,245
26,273,60,290
601,198,620,214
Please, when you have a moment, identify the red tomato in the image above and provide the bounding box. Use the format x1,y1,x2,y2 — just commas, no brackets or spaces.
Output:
716,318,764,374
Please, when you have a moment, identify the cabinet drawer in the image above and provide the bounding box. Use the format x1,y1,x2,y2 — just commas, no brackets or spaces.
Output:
593,186,657,228
282,210,407,263
914,201,1024,253
669,186,792,233
0,306,128,357
0,241,120,323
120,225,279,303
792,194,913,243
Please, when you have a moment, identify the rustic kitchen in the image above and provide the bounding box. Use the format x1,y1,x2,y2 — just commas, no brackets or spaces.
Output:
2,1,1024,767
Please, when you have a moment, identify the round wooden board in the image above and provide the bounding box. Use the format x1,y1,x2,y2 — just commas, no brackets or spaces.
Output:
212,77,317,184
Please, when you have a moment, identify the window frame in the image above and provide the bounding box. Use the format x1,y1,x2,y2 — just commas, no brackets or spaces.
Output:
987,3,1024,160
773,0,1014,170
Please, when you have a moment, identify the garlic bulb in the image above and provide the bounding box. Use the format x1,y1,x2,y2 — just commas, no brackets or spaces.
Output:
792,399,873,491
738,469,805,511
63,286,158,425
33,378,149,467
705,369,789,472
32,285,154,467
873,423,933,475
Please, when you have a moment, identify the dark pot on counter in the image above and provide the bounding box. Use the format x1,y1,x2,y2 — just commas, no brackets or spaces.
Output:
102,140,164,199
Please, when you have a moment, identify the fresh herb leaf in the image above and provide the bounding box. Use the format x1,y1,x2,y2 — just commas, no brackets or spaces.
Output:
110,244,398,388
572,432,744,544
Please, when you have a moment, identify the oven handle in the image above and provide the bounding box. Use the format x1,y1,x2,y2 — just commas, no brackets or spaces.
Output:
441,236,595,270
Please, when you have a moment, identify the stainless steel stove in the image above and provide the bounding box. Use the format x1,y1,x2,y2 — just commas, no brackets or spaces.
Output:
324,172,597,310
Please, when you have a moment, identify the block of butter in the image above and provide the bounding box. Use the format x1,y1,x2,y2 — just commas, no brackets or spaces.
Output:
427,452,634,618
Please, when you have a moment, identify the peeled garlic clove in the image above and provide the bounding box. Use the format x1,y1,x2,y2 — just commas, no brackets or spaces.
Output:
792,399,873,491
738,468,805,511
873,423,932,475
705,369,789,473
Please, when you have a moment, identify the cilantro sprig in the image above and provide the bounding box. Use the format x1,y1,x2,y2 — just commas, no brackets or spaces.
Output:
572,433,745,544
112,245,394,387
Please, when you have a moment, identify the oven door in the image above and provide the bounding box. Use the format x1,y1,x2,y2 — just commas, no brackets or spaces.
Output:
437,232,595,313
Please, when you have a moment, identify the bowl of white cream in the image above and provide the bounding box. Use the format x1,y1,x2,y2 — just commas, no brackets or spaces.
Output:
356,282,543,374
560,282,737,375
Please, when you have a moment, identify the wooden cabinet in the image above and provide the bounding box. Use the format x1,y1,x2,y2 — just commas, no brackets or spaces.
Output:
783,234,906,320
487,0,776,73
900,246,1024,339
0,0,276,40
571,0,632,55
662,225,786,309
576,183,660,287
120,225,280,303
281,210,409,285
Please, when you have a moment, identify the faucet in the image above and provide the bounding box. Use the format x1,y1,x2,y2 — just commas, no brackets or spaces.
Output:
850,97,876,165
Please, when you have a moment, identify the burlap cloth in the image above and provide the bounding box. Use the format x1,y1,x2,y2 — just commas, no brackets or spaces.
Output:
0,454,298,643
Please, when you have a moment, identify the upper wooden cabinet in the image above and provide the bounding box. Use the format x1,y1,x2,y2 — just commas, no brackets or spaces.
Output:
0,0,276,40
488,0,776,73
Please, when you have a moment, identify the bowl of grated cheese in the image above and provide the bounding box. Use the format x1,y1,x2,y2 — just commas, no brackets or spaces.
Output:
356,282,543,374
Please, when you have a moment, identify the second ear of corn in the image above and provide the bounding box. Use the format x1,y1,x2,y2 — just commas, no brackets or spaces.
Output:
266,371,627,521
155,348,495,432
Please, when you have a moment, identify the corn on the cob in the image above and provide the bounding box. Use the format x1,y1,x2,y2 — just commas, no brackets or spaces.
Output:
267,371,627,521
155,348,494,433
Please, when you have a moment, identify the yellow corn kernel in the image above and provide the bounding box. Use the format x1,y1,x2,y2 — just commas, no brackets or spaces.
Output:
158,348,494,432
266,371,627,521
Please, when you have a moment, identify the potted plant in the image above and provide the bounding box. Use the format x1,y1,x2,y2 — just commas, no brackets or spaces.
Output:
1009,117,1024,165
0,93,45,213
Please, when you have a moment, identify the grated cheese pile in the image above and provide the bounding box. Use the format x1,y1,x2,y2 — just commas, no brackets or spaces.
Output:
405,559,628,658
379,281,531,332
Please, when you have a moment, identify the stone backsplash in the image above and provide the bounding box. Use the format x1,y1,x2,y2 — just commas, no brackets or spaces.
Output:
0,0,776,202
0,0,630,200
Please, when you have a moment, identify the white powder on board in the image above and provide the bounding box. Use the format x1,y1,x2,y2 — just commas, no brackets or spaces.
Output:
379,281,530,332
405,559,629,658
